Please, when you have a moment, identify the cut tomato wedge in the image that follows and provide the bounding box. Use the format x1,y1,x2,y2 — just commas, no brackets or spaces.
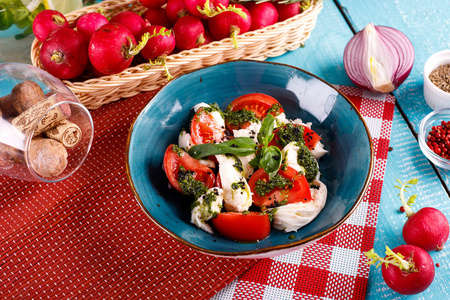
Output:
211,212,271,242
190,107,226,145
163,144,215,195
225,93,284,130
248,166,312,209
303,126,321,150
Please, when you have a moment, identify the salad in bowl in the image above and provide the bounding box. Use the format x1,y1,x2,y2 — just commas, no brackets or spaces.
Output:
126,60,373,258
163,93,328,242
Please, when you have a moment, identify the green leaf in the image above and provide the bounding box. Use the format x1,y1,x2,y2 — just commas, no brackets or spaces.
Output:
407,194,417,206
0,5,14,31
248,155,260,168
258,114,275,147
188,137,257,159
260,145,282,178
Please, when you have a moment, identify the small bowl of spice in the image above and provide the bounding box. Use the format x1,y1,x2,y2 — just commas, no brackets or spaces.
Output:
423,50,450,110
419,108,450,170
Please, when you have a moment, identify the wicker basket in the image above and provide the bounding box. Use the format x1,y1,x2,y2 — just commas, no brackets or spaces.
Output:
31,0,323,109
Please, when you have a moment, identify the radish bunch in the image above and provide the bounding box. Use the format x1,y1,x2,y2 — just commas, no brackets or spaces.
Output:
365,178,449,295
34,0,312,80
33,9,151,79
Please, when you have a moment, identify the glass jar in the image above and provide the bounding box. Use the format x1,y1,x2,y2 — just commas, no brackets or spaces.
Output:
0,62,93,182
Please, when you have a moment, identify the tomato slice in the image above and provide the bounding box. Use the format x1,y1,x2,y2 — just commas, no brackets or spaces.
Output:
190,107,225,145
303,126,321,150
163,144,215,195
225,93,284,130
270,124,321,150
211,212,271,242
248,166,312,209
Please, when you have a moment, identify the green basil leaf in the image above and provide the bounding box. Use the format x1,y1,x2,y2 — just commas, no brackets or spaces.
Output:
260,145,282,178
248,155,260,168
257,114,275,147
188,137,257,159
0,5,14,31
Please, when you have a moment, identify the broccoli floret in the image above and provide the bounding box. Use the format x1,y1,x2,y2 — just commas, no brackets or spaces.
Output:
276,123,305,148
297,144,318,182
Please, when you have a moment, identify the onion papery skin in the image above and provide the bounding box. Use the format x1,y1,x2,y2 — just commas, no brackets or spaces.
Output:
344,23,414,94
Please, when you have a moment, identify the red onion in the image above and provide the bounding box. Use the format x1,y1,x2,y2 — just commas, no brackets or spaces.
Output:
344,23,414,94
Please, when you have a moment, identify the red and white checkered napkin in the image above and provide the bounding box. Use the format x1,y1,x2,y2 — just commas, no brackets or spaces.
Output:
212,86,396,300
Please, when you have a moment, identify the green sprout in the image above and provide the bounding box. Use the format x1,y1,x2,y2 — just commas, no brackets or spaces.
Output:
394,178,418,218
364,246,417,272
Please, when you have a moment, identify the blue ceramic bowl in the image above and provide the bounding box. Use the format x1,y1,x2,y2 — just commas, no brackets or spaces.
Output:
126,60,374,258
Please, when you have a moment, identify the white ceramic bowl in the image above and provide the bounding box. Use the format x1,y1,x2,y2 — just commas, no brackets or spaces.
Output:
423,50,450,110
418,108,450,170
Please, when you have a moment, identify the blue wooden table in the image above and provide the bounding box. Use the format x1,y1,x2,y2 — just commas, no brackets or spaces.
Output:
264,0,450,298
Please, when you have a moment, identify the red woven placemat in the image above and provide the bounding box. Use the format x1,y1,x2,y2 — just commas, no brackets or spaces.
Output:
212,86,396,300
0,86,395,299
0,91,256,299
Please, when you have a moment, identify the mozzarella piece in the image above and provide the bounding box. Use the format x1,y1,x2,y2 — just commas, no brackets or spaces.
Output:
284,118,328,160
311,141,328,160
238,153,256,179
281,142,303,174
199,159,216,169
216,154,252,212
191,187,224,234
292,118,312,128
232,121,261,144
192,102,225,129
271,180,327,232
178,130,193,151
275,113,289,127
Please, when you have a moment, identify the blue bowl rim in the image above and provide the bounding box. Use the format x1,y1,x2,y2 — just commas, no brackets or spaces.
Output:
125,59,375,257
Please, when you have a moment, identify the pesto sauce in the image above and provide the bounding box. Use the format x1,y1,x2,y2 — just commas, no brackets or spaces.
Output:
254,174,293,197
172,144,184,157
225,154,244,173
203,103,223,115
277,123,305,148
191,188,220,217
224,109,259,127
266,103,282,116
231,181,246,190
297,143,319,182
266,208,277,222
233,157,243,173
178,166,208,199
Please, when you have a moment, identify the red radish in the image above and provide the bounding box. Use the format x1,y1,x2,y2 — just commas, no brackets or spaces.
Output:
366,245,435,295
86,61,108,78
142,8,171,28
76,12,109,41
109,11,146,41
403,207,450,251
208,4,250,48
396,179,449,251
172,16,206,50
88,23,149,75
274,1,311,22
165,0,189,25
203,30,214,45
274,2,300,22
185,0,229,19
140,25,175,60
32,10,70,42
139,0,167,8
246,2,278,30
39,27,88,79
